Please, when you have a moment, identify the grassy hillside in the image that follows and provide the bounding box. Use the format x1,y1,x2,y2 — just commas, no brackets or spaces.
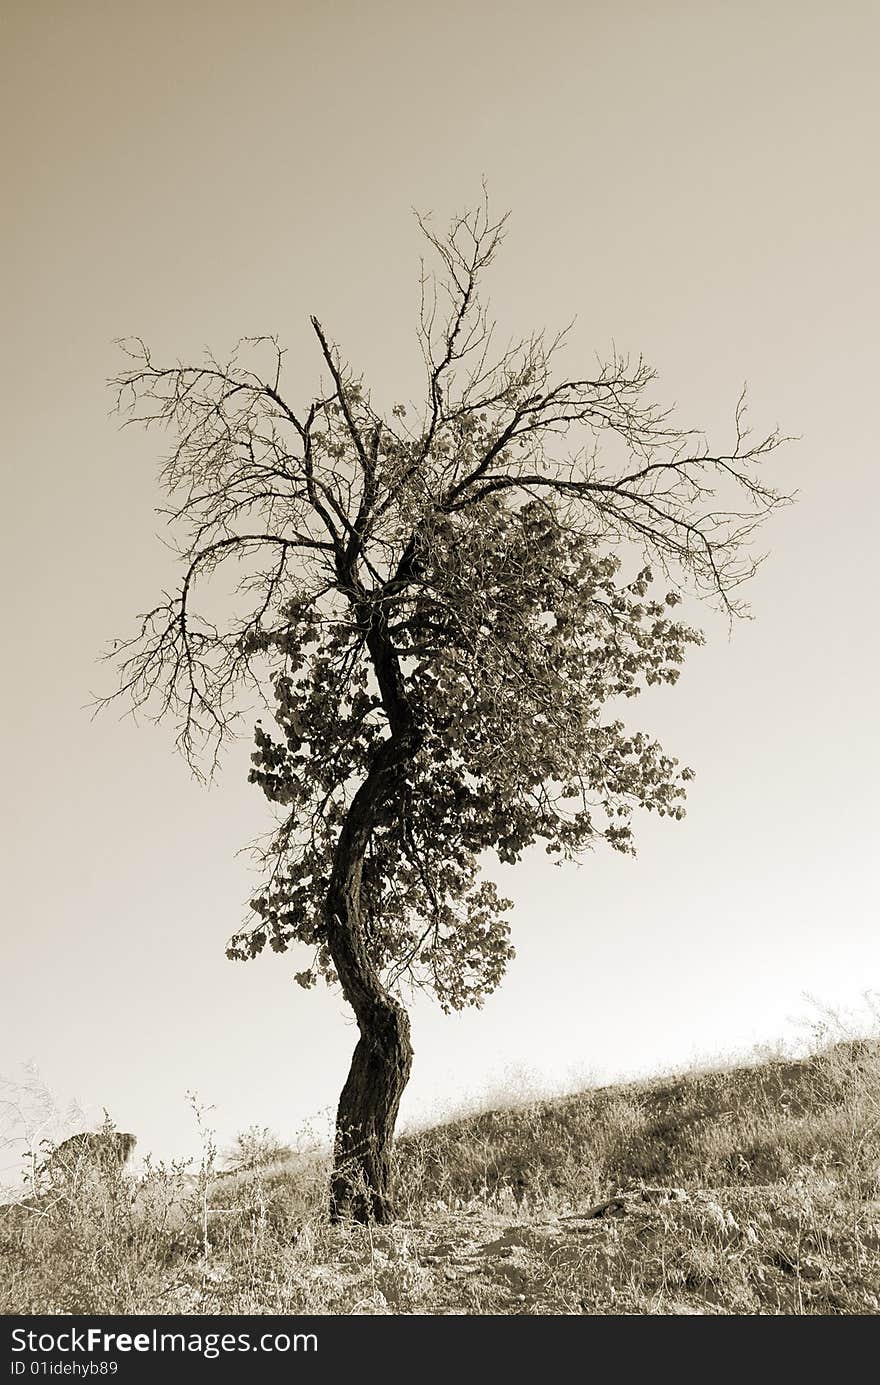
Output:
3,1037,879,1315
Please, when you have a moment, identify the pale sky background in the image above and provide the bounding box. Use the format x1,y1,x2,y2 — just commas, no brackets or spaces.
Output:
2,0,878,1173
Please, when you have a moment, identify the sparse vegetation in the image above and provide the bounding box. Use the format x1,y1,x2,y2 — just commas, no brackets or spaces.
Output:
222,1125,295,1176
3,1030,879,1315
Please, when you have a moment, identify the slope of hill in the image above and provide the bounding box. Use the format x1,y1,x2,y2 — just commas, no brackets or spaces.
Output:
3,1039,879,1315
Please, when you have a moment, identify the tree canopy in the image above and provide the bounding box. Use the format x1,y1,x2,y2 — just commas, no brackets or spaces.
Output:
232,508,704,1011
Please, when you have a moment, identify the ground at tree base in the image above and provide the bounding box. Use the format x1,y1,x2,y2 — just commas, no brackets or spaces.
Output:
3,1038,879,1315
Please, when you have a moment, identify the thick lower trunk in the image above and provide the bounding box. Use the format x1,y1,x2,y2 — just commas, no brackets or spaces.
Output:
325,858,415,1223
324,730,419,1223
323,611,421,1223
330,998,413,1223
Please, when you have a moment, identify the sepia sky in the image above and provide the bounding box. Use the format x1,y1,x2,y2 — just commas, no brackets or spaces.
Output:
2,0,878,1169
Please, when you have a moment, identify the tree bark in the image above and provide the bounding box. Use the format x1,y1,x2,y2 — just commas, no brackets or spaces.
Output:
324,617,420,1223
330,992,413,1223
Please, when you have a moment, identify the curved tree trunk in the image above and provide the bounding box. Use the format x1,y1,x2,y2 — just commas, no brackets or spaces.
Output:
324,618,420,1223
330,992,413,1223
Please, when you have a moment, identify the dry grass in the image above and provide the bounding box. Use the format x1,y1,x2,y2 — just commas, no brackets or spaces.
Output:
3,1030,879,1315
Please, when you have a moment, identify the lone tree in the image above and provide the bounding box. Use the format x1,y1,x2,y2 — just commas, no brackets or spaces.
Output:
104,197,789,1222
